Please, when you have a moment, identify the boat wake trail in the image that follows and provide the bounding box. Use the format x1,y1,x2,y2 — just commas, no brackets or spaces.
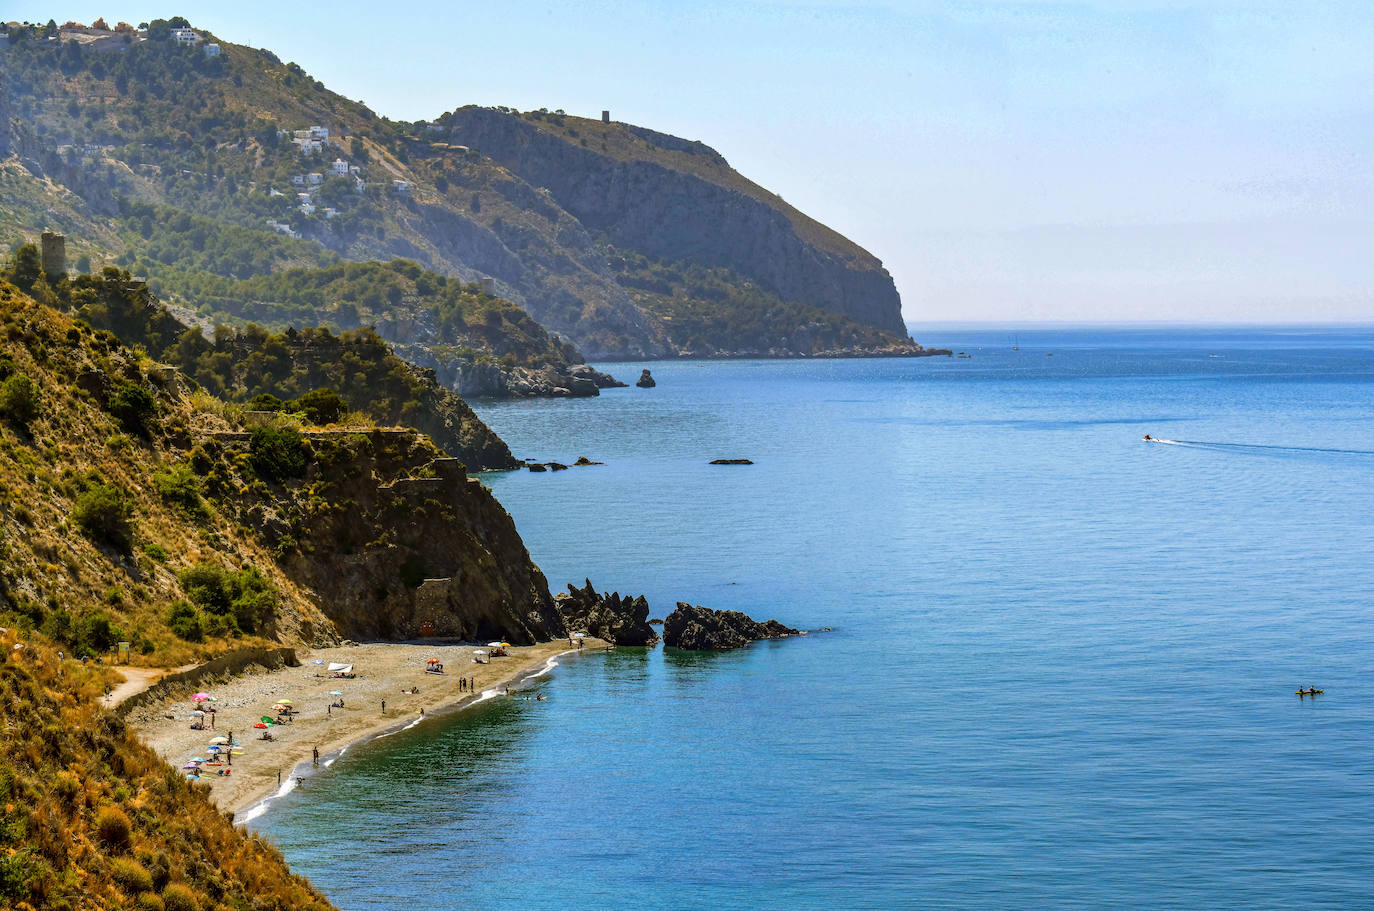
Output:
1147,438,1374,456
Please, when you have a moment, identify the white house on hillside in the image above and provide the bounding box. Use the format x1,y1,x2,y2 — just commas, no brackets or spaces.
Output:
169,27,200,46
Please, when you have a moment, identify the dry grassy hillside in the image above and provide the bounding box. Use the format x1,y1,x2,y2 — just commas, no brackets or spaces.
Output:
0,629,337,910
0,279,337,666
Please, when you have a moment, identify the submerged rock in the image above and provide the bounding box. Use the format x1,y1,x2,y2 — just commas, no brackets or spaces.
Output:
661,603,798,650
709,458,753,465
573,456,604,466
554,579,658,646
636,369,656,388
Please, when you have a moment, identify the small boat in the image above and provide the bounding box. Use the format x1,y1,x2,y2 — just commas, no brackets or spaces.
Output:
1295,688,1325,696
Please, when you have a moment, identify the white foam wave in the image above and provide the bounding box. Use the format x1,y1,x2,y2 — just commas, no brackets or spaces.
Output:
529,654,561,678
236,774,298,826
375,715,426,740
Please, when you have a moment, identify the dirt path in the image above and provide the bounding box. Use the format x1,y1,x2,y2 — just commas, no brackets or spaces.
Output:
105,664,195,706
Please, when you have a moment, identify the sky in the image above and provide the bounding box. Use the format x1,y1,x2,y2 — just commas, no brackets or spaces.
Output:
9,1,1374,323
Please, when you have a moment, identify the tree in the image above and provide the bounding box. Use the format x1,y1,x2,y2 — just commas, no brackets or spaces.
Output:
249,425,307,482
73,482,133,550
0,374,40,428
6,243,43,294
107,382,157,434
293,387,347,425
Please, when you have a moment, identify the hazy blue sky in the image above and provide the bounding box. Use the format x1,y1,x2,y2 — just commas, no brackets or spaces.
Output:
12,1,1373,322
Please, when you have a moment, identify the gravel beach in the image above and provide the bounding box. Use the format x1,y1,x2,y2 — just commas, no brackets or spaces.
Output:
125,639,599,817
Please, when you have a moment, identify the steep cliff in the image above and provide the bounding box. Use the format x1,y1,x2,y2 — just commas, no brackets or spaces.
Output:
0,272,563,655
448,107,910,338
270,431,566,643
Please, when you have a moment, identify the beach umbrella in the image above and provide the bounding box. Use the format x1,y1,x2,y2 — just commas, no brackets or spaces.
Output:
189,757,207,763
189,710,204,717
208,736,228,744
259,716,276,724
329,690,343,696
487,642,502,648
192,693,211,701
278,699,292,705
182,763,201,769
271,704,289,712
253,722,268,729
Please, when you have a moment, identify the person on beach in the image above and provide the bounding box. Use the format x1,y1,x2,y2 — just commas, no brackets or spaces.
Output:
381,699,386,715
276,770,281,786
313,745,319,764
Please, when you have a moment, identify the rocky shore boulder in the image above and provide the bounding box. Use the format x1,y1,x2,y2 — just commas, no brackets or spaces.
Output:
636,369,656,388
554,579,658,646
661,603,799,650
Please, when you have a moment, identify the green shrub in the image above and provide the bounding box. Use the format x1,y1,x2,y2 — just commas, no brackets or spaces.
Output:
111,857,154,894
95,805,132,850
152,463,205,515
292,387,347,425
177,563,278,634
73,482,133,549
166,601,203,642
137,892,165,911
107,382,157,434
79,612,124,655
143,543,168,562
248,425,307,482
0,847,45,901
0,373,40,427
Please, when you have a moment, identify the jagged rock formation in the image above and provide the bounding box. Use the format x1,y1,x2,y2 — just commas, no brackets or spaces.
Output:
661,602,798,650
636,369,656,388
554,579,657,646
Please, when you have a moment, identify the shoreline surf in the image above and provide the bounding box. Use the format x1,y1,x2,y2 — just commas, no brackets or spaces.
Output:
125,640,602,823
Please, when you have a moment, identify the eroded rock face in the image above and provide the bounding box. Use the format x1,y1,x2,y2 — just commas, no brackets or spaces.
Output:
554,580,658,646
636,369,656,388
450,107,909,339
661,602,798,651
274,431,567,644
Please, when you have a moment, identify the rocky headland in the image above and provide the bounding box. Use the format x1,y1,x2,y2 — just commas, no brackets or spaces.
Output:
554,580,658,646
661,603,799,650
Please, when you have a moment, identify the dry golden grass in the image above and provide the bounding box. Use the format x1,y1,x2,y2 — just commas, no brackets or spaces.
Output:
0,628,336,910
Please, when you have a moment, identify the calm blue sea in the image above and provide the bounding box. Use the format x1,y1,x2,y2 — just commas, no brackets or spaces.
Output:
254,327,1374,910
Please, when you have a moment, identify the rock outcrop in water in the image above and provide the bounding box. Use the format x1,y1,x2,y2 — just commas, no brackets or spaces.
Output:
554,580,658,646
636,369,657,388
661,603,798,650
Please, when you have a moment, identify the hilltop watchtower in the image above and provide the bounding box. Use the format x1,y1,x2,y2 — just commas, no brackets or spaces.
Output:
40,231,66,279
602,110,610,124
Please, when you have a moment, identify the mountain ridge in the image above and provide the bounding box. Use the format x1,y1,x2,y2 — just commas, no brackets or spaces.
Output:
1,21,943,366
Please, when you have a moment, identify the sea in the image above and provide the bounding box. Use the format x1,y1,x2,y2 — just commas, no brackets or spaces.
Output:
252,326,1374,910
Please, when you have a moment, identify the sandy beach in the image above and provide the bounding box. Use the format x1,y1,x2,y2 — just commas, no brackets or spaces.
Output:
124,639,600,819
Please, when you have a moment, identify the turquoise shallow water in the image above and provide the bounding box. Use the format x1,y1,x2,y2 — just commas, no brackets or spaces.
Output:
254,327,1374,910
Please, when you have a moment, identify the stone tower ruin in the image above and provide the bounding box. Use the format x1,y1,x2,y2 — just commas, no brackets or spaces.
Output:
40,231,66,279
